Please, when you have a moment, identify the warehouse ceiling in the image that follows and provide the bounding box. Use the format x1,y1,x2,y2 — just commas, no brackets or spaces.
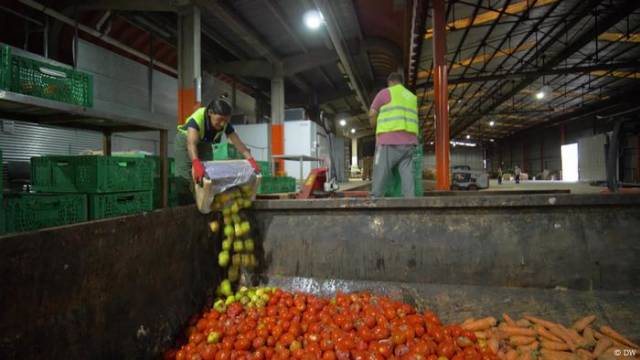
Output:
3,0,640,142
412,0,640,143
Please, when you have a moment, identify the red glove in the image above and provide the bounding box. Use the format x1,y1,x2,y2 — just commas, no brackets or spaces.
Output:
247,157,261,174
192,158,205,183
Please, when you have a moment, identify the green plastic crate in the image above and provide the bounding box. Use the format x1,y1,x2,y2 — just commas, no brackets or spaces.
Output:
213,142,243,160
0,45,9,90
152,177,177,209
31,156,78,192
147,156,176,177
4,193,87,233
257,161,271,175
88,191,153,220
75,156,154,193
384,146,423,197
257,176,296,194
9,54,93,107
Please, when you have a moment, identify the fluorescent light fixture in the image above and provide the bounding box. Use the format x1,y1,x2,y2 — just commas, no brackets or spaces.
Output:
535,91,545,100
489,120,495,127
339,119,346,127
303,10,324,30
350,128,356,134
450,141,477,147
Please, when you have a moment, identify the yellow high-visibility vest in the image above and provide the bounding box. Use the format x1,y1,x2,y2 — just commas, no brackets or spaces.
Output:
177,107,226,143
376,84,418,135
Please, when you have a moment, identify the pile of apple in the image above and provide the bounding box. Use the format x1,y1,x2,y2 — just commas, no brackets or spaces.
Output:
209,185,259,297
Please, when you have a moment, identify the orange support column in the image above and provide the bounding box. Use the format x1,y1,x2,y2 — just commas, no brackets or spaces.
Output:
432,0,450,190
271,124,284,176
177,6,201,125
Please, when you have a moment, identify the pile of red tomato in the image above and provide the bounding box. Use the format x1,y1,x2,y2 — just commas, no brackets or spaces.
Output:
166,289,499,360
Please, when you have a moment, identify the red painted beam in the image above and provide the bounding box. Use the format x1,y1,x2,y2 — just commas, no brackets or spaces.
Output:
432,0,450,191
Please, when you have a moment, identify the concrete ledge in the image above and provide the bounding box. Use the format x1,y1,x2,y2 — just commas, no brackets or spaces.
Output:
253,193,640,210
252,195,640,291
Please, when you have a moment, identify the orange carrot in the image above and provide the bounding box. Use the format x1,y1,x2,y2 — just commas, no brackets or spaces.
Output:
506,349,518,360
565,328,588,347
502,326,537,337
592,338,612,357
592,330,605,340
576,349,593,360
535,325,563,343
582,327,595,346
503,313,517,326
475,331,488,339
518,350,532,360
541,340,571,351
488,338,500,354
518,341,539,352
572,315,596,333
516,319,532,328
511,336,536,346
524,316,558,329
599,325,639,348
548,326,577,351
462,317,497,331
462,318,475,326
540,349,577,360
497,350,507,360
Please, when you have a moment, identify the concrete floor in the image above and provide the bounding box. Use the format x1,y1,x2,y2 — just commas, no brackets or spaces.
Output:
422,179,606,194
338,178,611,194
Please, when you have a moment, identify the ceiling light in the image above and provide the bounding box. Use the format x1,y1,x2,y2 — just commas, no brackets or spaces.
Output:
535,91,545,100
351,128,356,134
339,119,346,127
466,134,471,139
303,10,324,30
489,121,495,127
490,138,495,142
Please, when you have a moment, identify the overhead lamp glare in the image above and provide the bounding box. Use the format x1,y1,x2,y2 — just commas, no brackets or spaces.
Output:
339,119,346,127
350,128,356,134
303,10,324,30
535,91,545,100
489,121,495,127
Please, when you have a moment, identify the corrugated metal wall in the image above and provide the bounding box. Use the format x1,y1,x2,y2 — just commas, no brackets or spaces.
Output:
424,146,484,171
0,120,102,162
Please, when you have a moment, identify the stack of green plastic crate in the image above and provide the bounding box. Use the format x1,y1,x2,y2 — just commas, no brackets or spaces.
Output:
146,155,177,208
30,155,154,222
0,149,4,235
3,193,87,233
257,175,296,194
383,146,423,197
256,160,272,176
213,142,243,160
2,46,93,107
0,45,10,90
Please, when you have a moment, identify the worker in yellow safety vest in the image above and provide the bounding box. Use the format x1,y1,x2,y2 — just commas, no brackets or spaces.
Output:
175,98,260,205
368,72,419,198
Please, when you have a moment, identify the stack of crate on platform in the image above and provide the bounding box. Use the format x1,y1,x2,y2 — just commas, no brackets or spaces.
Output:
20,156,155,232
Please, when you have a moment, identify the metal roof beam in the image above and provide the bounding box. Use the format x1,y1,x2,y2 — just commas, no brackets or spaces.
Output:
452,0,640,137
420,61,640,86
313,0,370,113
195,0,311,93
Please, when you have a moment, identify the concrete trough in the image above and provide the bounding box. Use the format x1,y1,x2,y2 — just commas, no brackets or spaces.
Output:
0,193,639,358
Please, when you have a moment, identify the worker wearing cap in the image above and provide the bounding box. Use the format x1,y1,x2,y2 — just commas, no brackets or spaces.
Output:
175,99,260,204
369,72,419,198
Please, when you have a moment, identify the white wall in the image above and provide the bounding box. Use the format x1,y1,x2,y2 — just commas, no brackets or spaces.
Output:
231,124,270,162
